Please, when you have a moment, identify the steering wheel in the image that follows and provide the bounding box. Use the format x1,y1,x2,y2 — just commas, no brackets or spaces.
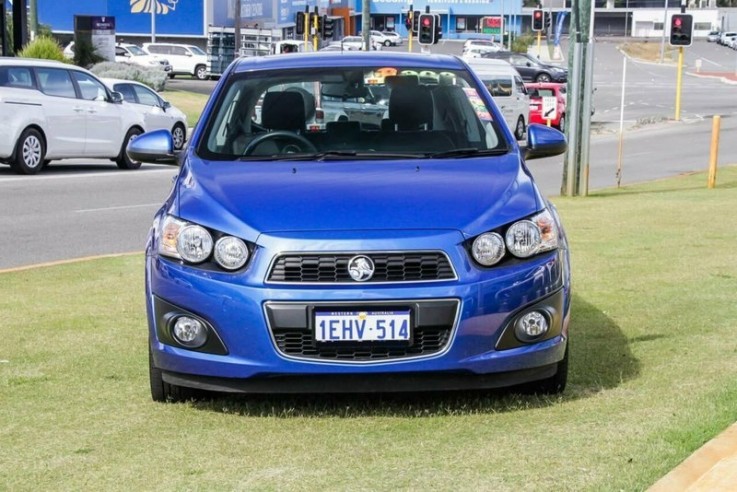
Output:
242,131,317,156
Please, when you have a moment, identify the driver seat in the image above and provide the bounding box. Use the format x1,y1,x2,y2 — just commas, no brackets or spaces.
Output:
241,91,307,156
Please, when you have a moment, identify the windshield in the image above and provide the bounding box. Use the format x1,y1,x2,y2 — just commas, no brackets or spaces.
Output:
200,65,505,160
128,46,147,56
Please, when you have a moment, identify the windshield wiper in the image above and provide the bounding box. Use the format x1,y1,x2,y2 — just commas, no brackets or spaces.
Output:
428,148,509,159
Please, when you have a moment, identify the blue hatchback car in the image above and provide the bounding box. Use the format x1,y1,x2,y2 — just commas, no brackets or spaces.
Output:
128,52,571,402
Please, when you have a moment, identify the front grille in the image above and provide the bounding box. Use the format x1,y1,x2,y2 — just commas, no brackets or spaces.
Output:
273,327,451,361
267,252,455,283
265,299,459,362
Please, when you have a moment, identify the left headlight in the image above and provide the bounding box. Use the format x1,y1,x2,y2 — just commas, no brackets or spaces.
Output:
157,215,252,271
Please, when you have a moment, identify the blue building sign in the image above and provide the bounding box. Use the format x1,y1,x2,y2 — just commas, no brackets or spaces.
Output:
38,0,205,36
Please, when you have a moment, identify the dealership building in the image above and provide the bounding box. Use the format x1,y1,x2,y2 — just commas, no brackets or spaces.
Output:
35,0,728,43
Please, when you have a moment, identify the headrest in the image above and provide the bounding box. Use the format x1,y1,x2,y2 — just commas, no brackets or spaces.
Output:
326,121,361,141
261,92,306,131
389,85,433,130
385,75,419,88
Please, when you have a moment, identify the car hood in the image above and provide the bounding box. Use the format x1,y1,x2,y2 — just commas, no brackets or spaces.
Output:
176,153,542,241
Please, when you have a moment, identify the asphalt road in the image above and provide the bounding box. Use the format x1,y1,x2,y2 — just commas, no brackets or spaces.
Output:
1,40,736,270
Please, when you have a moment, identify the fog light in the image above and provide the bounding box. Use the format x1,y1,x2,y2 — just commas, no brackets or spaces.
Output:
514,311,549,341
172,316,207,348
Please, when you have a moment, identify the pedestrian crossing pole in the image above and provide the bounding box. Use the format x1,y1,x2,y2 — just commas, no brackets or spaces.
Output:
675,46,684,121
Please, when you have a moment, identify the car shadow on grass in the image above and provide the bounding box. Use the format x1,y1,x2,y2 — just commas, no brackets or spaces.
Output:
188,294,639,417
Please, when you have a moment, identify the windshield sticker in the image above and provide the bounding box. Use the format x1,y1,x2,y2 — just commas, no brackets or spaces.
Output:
463,88,493,121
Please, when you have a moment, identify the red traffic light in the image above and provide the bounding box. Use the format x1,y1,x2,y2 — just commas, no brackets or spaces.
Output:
534,12,541,19
422,17,432,27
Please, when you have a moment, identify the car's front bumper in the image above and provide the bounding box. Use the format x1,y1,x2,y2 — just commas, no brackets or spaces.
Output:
146,229,570,392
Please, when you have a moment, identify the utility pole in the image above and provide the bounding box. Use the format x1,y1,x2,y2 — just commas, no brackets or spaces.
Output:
561,0,595,197
234,0,241,57
362,0,371,51
29,0,37,40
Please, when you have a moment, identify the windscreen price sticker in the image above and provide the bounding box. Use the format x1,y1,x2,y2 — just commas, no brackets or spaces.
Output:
542,96,557,121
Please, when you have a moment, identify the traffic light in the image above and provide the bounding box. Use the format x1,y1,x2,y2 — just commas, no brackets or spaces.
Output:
412,10,420,35
669,14,693,47
320,15,335,39
532,9,544,32
434,13,442,43
545,11,552,32
296,11,305,36
405,10,411,30
418,13,435,45
316,14,324,36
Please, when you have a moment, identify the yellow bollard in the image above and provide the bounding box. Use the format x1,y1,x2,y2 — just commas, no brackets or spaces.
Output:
708,115,721,189
546,119,551,127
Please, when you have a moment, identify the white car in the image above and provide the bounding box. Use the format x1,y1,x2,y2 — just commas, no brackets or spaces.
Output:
0,59,146,174
142,43,208,80
115,43,172,72
381,31,403,46
462,39,503,54
340,36,382,51
371,30,398,47
102,78,188,150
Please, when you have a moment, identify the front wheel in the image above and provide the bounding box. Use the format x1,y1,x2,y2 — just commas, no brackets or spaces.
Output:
519,344,568,395
514,116,526,141
557,114,565,132
11,128,45,175
172,123,186,151
384,40,391,47
195,64,208,81
116,128,143,170
536,73,552,83
149,347,194,403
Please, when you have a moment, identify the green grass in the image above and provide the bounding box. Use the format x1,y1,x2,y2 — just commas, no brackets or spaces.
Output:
161,89,210,127
2,168,737,490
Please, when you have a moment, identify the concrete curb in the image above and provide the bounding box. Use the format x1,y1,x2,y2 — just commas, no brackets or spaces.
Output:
616,47,677,68
0,252,141,275
648,422,737,491
686,71,737,86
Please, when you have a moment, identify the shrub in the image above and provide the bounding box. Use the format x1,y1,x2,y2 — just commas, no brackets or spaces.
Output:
18,35,66,62
90,62,168,92
511,33,534,54
73,38,105,68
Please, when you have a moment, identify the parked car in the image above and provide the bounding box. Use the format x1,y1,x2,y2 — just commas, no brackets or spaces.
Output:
142,43,208,80
467,58,529,140
371,30,398,47
525,82,566,130
127,51,571,402
481,51,568,83
115,43,172,72
341,36,382,51
719,31,737,46
381,31,403,46
0,59,145,174
463,38,503,53
462,46,500,59
102,78,188,150
706,30,721,43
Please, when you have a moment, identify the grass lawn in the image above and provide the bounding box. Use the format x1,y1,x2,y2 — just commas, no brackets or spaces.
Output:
161,89,210,127
2,168,737,490
620,42,678,63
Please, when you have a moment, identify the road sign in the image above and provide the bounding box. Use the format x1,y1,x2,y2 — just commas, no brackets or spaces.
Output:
542,96,557,121
480,16,502,37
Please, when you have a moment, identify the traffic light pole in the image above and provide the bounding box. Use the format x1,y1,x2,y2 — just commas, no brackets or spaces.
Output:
304,8,309,47
675,47,684,121
537,30,541,57
313,8,318,52
408,10,413,53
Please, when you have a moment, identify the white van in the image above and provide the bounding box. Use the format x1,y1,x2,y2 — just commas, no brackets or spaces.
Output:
143,43,208,80
466,58,529,140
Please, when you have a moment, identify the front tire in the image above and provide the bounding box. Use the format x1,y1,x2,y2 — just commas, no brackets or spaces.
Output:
536,73,552,83
384,40,391,47
518,344,569,395
557,114,565,132
172,123,186,151
149,347,193,403
195,64,207,81
11,128,45,175
116,128,143,170
514,116,526,141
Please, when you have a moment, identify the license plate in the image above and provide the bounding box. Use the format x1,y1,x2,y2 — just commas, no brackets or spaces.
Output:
315,310,411,342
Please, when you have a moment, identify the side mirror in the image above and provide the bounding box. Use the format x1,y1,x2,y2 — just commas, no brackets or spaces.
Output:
110,91,124,104
126,129,178,165
526,61,532,67
162,100,171,111
186,52,193,57
525,124,567,160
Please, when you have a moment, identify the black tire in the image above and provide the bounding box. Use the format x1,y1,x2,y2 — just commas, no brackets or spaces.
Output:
172,123,187,151
384,40,391,47
149,347,193,403
520,344,569,395
42,159,51,168
536,73,552,83
116,128,143,170
514,116,526,141
11,128,45,175
195,64,207,81
557,114,565,132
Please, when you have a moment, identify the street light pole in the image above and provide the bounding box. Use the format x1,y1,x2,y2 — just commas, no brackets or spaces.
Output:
151,4,156,43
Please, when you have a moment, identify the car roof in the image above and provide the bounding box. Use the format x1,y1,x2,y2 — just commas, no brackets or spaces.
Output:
0,58,87,70
232,52,466,73
101,77,146,88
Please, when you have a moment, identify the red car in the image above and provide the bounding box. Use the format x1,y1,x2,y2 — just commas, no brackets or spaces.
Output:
525,82,566,130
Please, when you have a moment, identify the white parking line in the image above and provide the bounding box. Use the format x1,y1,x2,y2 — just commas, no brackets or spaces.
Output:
76,203,161,213
700,57,724,68
0,168,175,185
